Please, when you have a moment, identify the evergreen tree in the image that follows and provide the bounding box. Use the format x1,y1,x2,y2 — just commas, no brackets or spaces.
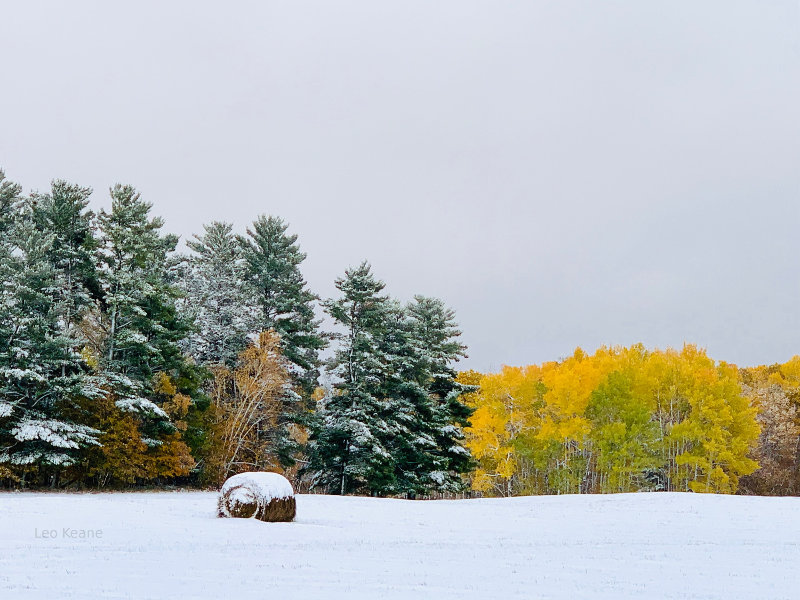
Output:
405,296,475,491
30,181,99,371
95,184,204,437
308,266,474,496
179,221,253,367
0,173,99,473
308,262,396,495
239,215,326,396
376,300,437,494
0,170,20,245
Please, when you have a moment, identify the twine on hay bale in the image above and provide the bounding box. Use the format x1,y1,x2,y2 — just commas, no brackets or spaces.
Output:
217,472,296,522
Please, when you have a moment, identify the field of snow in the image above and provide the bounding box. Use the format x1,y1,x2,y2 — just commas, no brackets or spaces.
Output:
1,491,798,599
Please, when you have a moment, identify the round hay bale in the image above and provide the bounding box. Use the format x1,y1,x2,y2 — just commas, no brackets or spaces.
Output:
217,472,296,522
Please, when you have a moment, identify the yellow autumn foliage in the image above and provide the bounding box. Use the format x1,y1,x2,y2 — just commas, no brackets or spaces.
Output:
463,344,762,496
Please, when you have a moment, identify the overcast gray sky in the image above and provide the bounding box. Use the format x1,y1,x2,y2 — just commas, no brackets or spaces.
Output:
2,1,798,371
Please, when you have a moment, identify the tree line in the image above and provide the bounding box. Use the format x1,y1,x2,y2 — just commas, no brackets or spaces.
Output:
0,172,473,493
2,170,797,497
462,345,800,496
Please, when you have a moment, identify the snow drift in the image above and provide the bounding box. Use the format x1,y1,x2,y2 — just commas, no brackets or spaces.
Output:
217,472,296,522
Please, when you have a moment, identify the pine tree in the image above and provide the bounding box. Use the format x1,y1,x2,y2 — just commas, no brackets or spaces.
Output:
308,267,475,496
0,172,20,429
179,221,253,367
239,215,326,396
308,262,396,495
95,184,204,442
30,180,99,371
376,300,437,495
0,173,99,474
0,170,20,245
403,296,475,492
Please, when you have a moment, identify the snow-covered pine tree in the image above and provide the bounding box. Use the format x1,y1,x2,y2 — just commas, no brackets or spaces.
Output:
30,180,99,371
0,172,99,478
239,215,326,396
369,295,474,495
179,221,253,367
375,300,439,495
95,184,203,439
405,296,475,492
238,215,327,464
308,262,396,495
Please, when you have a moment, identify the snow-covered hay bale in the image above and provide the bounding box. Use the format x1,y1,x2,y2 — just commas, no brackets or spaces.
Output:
217,472,296,522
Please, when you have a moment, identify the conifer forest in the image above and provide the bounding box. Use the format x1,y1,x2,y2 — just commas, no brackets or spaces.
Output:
0,171,796,497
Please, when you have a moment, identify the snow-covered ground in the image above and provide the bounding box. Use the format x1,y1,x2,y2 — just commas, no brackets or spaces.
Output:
0,491,798,599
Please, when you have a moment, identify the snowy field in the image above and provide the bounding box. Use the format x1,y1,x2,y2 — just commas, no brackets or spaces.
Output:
1,491,798,599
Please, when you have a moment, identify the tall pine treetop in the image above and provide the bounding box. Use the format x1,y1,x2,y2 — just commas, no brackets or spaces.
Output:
324,261,391,389
30,180,99,345
180,221,253,366
187,221,238,262
99,185,177,273
325,261,388,333
408,296,467,370
0,170,22,236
